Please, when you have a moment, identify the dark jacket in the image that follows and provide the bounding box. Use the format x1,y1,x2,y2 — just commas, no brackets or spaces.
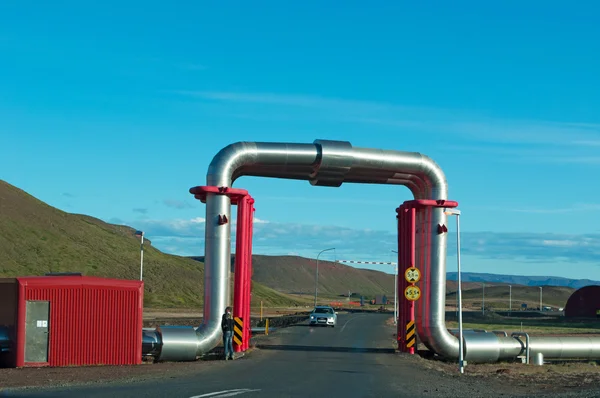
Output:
221,312,234,332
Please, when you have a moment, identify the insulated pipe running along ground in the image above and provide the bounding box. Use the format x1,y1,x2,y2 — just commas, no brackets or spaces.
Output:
193,139,600,363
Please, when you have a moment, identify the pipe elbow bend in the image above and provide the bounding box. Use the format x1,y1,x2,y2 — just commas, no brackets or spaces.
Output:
417,154,449,200
207,142,257,187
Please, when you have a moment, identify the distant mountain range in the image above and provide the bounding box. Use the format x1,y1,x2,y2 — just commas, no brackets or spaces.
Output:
447,272,600,290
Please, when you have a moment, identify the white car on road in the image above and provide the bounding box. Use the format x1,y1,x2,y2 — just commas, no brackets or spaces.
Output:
309,305,338,327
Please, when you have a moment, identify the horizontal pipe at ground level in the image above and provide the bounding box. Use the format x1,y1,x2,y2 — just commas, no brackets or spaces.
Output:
142,329,162,357
529,336,600,359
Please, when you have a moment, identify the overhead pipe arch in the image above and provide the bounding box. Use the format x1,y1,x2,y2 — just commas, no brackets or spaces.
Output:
191,139,600,364
195,139,460,357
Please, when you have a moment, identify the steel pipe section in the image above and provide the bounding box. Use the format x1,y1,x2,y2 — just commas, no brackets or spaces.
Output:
141,328,162,358
188,138,600,364
528,336,600,360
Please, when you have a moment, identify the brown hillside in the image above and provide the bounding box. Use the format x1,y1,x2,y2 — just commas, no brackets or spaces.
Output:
251,255,395,297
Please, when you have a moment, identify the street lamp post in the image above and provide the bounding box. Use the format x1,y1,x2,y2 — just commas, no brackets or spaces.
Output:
509,285,512,316
444,208,464,374
539,286,543,312
482,283,485,315
391,250,399,325
315,248,335,307
135,230,144,281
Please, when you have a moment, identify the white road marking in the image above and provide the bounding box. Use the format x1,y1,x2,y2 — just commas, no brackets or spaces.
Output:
189,389,261,398
340,315,367,333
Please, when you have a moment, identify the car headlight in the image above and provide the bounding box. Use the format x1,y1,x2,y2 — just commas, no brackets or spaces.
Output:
328,317,333,321
310,315,315,319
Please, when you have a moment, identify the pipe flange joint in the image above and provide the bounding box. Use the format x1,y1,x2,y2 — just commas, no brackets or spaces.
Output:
309,139,353,187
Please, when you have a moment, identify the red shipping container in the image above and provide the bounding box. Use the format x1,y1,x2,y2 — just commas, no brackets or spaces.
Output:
0,275,143,368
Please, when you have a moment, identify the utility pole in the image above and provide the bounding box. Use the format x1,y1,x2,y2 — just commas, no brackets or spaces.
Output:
509,285,512,316
482,283,485,315
135,230,144,281
391,250,399,325
444,208,464,374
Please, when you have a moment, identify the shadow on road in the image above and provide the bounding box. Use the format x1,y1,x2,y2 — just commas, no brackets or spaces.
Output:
330,369,366,374
256,344,395,354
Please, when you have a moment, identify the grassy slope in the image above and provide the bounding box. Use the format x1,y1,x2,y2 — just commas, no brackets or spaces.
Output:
0,180,300,308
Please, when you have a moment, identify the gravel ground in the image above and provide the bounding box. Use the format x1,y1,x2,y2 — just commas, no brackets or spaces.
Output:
0,354,220,391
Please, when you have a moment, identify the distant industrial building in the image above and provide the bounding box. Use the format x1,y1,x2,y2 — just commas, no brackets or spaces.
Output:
564,285,600,318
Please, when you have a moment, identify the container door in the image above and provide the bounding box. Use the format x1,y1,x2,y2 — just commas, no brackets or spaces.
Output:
24,300,50,364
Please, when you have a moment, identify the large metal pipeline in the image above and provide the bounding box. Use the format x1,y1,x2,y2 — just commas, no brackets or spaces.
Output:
146,139,600,364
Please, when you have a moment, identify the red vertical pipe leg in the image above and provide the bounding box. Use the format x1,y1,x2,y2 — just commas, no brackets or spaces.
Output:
248,202,255,349
425,206,433,352
408,207,417,354
400,206,406,352
402,205,409,351
233,196,247,353
240,197,250,351
242,197,254,351
403,206,410,353
396,206,403,351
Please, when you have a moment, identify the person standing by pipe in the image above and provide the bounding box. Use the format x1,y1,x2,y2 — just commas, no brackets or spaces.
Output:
221,306,234,360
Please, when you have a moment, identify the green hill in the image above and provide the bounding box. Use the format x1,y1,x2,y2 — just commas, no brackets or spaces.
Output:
0,180,301,308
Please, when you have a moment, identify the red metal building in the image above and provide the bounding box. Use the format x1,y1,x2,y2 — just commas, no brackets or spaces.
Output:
564,285,600,318
0,275,143,368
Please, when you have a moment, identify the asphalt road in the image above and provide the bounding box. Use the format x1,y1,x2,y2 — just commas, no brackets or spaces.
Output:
5,313,412,397
6,313,593,398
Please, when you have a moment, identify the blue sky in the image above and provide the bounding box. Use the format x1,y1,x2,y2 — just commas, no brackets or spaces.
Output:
1,1,599,279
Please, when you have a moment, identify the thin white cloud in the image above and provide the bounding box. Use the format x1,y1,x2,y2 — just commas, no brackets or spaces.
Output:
542,240,578,247
173,90,422,113
446,144,600,165
571,140,600,147
172,90,600,147
163,199,195,209
478,203,600,214
257,195,401,206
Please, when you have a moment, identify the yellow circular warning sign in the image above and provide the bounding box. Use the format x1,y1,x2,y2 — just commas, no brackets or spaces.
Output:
404,267,421,284
404,285,421,301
